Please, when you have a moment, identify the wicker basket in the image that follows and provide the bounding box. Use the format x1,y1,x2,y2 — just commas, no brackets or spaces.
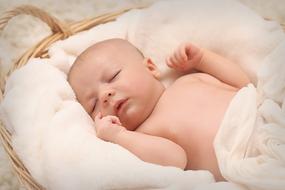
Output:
0,5,139,189
0,4,284,190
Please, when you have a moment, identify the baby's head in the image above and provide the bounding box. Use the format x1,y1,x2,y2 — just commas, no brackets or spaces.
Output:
68,38,165,130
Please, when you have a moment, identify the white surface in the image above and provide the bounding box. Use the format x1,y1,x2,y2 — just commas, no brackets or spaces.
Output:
0,0,285,189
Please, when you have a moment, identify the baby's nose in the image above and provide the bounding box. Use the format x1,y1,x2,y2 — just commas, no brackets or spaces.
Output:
102,91,115,105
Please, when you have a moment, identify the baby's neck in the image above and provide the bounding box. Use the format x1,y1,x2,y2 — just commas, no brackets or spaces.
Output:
135,86,166,133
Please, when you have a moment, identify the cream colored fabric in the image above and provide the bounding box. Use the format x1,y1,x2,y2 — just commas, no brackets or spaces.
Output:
1,0,285,189
215,41,285,190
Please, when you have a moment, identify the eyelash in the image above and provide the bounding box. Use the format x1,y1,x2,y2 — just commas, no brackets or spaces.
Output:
91,100,97,113
91,70,121,113
110,70,121,82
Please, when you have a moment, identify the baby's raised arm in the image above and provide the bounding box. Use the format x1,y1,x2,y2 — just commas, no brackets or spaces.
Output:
166,43,250,88
94,113,187,169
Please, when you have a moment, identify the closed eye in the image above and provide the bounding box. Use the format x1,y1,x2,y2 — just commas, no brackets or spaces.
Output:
91,100,97,113
109,70,121,82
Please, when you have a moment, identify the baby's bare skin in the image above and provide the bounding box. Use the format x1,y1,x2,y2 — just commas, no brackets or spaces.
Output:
68,38,250,182
138,73,237,181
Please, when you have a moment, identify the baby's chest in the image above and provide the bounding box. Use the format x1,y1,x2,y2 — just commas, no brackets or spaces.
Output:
146,80,233,142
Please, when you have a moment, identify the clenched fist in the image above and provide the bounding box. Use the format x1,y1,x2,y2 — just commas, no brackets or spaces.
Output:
94,112,126,142
166,43,203,72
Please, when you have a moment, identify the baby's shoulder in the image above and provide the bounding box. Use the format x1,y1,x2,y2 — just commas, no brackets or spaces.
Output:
136,118,165,137
172,72,237,92
172,73,206,85
175,72,225,85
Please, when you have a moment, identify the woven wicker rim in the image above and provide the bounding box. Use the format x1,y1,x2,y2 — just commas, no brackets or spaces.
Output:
0,4,284,190
0,5,140,190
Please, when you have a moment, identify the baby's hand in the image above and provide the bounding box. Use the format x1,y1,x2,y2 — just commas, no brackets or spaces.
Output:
166,43,203,72
94,112,126,142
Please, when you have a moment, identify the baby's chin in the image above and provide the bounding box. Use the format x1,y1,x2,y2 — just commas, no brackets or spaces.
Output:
120,117,140,131
120,110,148,131
120,115,150,131
120,97,157,131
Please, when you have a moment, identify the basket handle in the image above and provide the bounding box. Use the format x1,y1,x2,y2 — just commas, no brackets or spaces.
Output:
0,5,73,101
0,4,71,36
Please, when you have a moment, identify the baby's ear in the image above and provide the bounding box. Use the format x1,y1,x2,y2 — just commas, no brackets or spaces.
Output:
143,58,161,79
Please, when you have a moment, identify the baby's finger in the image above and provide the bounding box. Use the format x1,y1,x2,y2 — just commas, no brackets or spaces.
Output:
108,115,122,125
94,112,102,123
184,45,192,61
169,56,180,69
174,50,183,65
174,45,185,63
171,53,180,66
179,44,188,62
166,56,174,68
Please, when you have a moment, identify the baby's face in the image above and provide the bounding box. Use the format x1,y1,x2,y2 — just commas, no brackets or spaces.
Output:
68,39,164,130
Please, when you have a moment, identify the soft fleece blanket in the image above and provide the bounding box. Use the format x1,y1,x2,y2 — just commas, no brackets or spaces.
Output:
1,0,285,189
214,41,285,190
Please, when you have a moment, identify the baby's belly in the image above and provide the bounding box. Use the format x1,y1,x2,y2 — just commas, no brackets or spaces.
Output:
153,79,237,181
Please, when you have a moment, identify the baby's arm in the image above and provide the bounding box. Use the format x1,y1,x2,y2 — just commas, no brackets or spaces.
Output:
197,49,250,88
94,113,187,169
166,43,250,88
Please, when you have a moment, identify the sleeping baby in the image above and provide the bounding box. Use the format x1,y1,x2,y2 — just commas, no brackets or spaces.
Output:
68,38,250,181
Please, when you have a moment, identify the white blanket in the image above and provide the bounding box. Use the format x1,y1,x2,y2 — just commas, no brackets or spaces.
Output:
0,0,284,189
215,41,285,190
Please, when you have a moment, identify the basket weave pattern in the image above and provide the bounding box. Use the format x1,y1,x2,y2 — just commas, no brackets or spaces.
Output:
0,5,134,189
0,4,284,190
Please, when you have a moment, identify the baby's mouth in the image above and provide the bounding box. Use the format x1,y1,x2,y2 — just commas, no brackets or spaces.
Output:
114,98,129,116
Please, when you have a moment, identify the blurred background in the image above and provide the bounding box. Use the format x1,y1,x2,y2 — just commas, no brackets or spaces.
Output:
0,0,284,189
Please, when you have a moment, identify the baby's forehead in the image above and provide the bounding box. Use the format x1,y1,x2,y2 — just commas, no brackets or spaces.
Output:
85,39,129,54
69,39,143,76
78,43,120,64
84,39,141,58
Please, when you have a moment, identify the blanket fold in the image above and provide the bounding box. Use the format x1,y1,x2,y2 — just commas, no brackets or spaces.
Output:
214,40,285,190
1,0,285,189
